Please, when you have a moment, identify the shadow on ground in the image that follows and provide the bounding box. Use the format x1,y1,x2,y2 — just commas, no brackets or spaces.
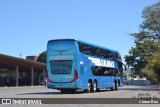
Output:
15,89,112,95
15,86,160,96
119,86,160,91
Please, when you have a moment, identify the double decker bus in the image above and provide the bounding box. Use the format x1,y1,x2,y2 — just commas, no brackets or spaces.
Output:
46,39,123,93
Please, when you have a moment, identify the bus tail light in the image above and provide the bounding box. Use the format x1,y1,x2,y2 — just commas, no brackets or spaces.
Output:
46,71,52,82
71,70,78,82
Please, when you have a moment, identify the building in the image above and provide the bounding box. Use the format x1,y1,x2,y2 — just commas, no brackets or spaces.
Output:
123,68,151,85
0,53,46,87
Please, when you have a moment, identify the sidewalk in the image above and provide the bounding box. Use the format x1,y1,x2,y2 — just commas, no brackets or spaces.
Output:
0,85,45,89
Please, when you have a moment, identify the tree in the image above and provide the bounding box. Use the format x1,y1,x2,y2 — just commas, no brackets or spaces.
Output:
131,2,160,43
142,52,160,82
125,2,160,82
37,51,46,63
125,41,160,71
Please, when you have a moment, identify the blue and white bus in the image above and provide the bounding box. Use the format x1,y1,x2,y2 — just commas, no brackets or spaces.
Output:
46,39,123,93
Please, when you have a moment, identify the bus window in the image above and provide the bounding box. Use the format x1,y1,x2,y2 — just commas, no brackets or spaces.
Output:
92,67,119,76
78,42,120,62
50,60,73,74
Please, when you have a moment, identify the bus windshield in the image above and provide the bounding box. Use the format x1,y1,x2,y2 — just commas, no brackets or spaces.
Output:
50,60,73,74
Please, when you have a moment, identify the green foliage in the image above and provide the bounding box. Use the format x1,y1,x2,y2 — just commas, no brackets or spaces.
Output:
125,2,160,82
131,2,160,43
37,51,46,63
141,2,160,34
142,52,160,82
125,41,160,72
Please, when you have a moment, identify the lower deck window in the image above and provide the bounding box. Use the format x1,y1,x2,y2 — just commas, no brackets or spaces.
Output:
92,66,118,76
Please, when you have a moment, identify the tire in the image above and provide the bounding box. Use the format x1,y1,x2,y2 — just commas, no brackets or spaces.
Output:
96,88,100,92
115,82,118,90
60,89,66,94
84,81,91,93
111,82,116,91
91,81,97,92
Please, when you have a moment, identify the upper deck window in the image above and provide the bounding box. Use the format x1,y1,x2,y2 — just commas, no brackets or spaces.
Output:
78,42,121,61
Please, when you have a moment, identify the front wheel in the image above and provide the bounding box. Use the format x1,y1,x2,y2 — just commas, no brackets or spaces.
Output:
84,81,91,93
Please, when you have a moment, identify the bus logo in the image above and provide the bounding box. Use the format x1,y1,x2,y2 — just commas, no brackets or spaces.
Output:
88,57,115,68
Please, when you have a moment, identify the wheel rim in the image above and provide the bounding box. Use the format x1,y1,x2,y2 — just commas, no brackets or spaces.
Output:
88,82,91,92
94,82,96,91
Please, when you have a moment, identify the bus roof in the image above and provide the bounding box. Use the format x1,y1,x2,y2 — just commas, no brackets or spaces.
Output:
48,39,121,57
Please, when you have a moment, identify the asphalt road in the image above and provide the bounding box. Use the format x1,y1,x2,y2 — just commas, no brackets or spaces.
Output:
0,85,160,107
0,85,160,98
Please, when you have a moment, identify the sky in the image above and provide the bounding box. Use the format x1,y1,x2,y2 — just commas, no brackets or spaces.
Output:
0,0,159,63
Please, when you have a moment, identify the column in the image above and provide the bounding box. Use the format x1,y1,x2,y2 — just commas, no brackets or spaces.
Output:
42,69,46,85
31,67,34,86
16,65,19,86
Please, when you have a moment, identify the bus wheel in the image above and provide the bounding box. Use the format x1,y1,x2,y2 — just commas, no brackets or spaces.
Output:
91,81,97,92
84,81,91,93
96,88,100,92
60,89,66,94
111,83,116,91
115,82,118,90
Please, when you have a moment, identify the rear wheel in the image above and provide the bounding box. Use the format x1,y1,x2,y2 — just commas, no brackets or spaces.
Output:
91,81,97,92
84,81,91,93
96,88,100,92
111,82,117,91
115,82,119,90
60,89,66,94
111,86,114,91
